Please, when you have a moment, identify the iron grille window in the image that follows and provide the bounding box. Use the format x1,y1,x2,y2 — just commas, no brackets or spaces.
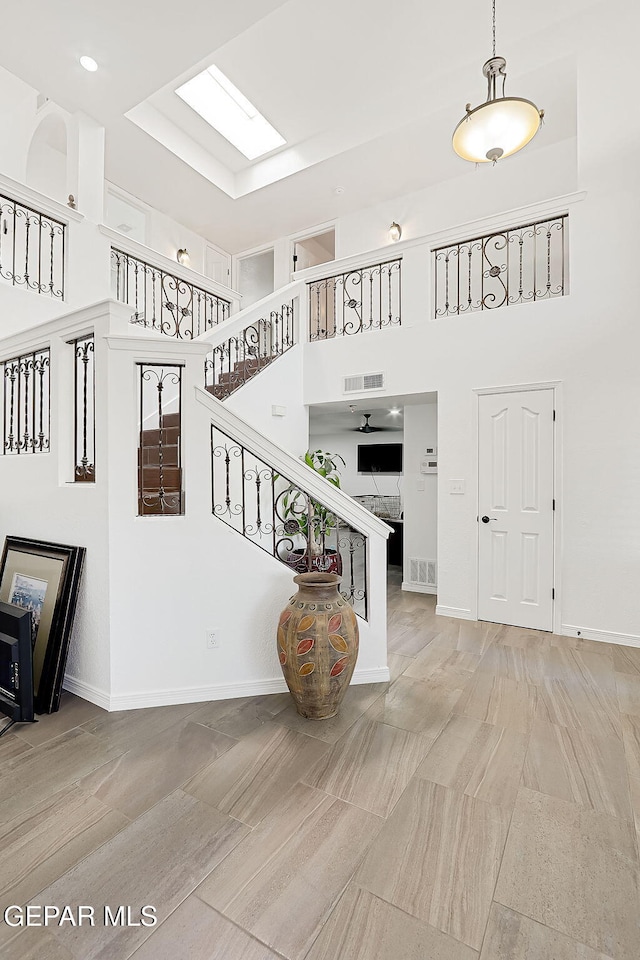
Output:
137,363,183,516
112,248,231,340
433,215,567,317
308,259,401,340
70,334,95,482
1,349,50,455
0,193,65,299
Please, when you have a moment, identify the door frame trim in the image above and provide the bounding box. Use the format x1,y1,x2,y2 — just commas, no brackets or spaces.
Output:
472,380,562,634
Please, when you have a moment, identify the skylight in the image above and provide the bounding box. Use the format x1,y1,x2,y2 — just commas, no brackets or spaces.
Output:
175,65,286,161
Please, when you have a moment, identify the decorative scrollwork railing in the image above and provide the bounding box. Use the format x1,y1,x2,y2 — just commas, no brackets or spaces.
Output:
138,363,183,516
204,302,294,400
0,193,65,298
308,259,401,340
71,334,95,481
1,348,50,455
211,426,368,619
433,215,567,317
111,248,231,340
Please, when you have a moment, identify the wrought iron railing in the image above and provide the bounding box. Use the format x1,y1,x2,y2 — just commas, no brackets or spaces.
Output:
137,363,183,516
211,426,368,619
204,302,294,400
111,248,231,340
308,259,401,340
71,334,95,481
433,215,567,317
0,193,65,298
1,348,50,454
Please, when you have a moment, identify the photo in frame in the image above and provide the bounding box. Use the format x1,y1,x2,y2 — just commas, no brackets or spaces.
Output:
0,537,85,714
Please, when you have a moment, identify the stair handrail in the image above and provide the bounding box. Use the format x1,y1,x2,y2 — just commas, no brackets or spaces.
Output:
194,280,303,349
195,384,393,542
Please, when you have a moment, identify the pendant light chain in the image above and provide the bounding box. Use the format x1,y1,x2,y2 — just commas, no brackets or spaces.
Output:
492,0,496,57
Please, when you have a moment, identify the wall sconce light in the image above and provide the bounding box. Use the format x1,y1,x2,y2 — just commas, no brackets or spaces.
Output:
389,222,402,242
176,248,190,266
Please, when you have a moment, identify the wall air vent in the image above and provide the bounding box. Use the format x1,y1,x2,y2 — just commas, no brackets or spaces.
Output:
409,558,437,587
343,372,385,393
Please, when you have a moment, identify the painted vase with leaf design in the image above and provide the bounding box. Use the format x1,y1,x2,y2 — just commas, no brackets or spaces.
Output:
277,572,359,720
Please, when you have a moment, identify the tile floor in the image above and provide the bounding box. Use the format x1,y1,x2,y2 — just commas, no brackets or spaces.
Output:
1,569,639,959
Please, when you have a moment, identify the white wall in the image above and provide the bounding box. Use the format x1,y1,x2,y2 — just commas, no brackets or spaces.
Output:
402,403,437,590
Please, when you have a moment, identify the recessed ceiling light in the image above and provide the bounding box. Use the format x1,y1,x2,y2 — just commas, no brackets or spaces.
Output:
176,65,285,161
389,407,402,416
80,56,98,72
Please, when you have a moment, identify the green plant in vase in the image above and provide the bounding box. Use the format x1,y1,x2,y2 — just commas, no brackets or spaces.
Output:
280,449,346,573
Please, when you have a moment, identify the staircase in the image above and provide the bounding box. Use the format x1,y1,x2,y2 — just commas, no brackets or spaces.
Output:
205,354,273,401
138,411,182,515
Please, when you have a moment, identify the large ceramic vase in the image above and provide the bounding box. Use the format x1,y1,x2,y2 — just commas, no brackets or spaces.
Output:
277,572,359,720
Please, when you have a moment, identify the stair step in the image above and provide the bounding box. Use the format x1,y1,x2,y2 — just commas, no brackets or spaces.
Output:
138,444,180,467
140,426,180,446
161,412,181,428
138,465,182,487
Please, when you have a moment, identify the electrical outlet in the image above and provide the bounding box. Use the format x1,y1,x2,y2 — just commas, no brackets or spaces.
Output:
206,630,219,649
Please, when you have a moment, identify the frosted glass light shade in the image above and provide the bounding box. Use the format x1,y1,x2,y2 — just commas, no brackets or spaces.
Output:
453,97,542,163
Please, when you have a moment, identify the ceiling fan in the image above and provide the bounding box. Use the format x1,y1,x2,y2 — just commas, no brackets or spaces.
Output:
353,413,386,433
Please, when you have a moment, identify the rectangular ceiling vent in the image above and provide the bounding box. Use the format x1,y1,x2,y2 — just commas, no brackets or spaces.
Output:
409,558,437,587
343,372,385,394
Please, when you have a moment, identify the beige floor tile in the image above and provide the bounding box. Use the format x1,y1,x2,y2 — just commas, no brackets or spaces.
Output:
416,714,527,808
78,720,237,819
188,693,291,738
80,701,198,753
306,884,478,960
617,673,640,717
275,682,386,743
544,648,616,687
523,719,631,820
612,645,640,676
480,903,614,960
0,926,75,960
185,722,328,827
454,673,538,733
494,787,640,960
630,776,640,838
35,790,250,960
548,635,616,657
197,782,382,960
0,785,128,912
0,733,32,762
0,729,121,825
367,674,465,737
623,714,640,779
387,653,413,682
387,620,437,657
476,644,547,685
439,620,498,656
356,779,509,950
15,693,104,747
403,641,480,684
303,716,430,817
537,678,621,739
131,895,281,960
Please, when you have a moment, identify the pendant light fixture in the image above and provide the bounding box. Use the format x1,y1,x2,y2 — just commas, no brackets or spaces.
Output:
452,0,543,164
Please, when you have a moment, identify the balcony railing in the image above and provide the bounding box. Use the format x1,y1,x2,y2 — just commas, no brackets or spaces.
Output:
2,348,50,455
308,259,401,340
433,215,567,317
0,192,65,299
137,363,183,516
211,426,368,619
111,248,231,340
71,334,95,482
204,303,294,400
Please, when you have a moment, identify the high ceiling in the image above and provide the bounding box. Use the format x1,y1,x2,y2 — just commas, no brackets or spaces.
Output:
0,0,591,253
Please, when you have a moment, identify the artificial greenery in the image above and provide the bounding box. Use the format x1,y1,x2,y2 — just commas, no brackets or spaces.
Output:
281,449,345,556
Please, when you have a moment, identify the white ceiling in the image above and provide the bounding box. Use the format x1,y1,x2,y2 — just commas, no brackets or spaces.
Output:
309,392,437,435
0,0,592,252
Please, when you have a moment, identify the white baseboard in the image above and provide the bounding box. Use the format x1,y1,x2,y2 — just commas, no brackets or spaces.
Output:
435,605,475,621
560,624,640,648
65,667,390,712
402,582,437,595
62,675,111,711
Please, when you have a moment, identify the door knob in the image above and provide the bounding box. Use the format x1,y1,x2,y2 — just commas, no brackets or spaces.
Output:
481,515,497,523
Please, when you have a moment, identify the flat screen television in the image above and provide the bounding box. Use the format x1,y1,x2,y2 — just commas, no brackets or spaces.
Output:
357,443,403,474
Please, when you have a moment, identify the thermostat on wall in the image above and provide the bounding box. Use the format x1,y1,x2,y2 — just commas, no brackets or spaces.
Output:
425,446,437,456
420,458,438,474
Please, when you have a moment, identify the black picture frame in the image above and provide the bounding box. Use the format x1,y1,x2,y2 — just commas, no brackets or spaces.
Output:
0,537,85,714
0,601,34,723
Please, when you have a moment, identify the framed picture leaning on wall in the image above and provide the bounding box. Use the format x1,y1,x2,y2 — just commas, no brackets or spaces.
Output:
0,537,85,714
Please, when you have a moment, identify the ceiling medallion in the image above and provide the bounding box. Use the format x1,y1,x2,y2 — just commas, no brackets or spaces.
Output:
452,0,544,164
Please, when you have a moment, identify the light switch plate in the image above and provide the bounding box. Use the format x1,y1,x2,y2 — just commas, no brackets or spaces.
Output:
449,479,465,495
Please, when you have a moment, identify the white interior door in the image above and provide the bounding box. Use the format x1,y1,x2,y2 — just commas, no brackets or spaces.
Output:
478,388,555,630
